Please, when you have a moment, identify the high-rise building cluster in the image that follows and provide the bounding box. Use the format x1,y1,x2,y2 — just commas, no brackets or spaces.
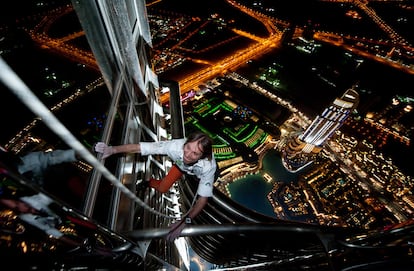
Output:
282,87,359,172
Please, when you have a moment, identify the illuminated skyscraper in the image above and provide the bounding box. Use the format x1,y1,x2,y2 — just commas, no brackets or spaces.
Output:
282,87,359,172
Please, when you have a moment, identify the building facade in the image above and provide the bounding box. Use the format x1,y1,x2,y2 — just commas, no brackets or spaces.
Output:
282,87,359,172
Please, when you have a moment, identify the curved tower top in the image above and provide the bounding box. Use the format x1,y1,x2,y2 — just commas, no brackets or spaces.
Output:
283,86,359,172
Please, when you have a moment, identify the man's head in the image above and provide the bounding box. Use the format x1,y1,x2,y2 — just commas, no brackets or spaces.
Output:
183,131,213,165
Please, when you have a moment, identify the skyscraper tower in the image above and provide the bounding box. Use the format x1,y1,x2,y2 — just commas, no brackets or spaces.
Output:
282,87,359,172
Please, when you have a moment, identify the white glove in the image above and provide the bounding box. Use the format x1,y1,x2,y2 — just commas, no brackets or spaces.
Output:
94,142,113,159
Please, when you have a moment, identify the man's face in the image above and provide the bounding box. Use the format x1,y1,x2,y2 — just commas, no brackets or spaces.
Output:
183,140,203,165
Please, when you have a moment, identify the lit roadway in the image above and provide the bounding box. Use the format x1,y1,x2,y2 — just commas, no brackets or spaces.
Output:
318,0,414,74
169,33,282,102
161,0,414,103
28,6,98,71
7,78,105,152
313,32,414,75
28,0,413,104
161,0,284,103
27,2,283,105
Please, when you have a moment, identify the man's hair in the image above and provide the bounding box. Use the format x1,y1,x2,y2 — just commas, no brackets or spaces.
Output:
185,131,213,160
